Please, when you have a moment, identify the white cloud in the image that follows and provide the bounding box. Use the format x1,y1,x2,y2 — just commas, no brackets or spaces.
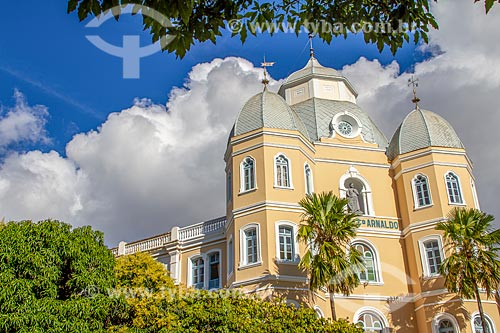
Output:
1,0,499,245
0,58,277,245
341,0,500,225
0,89,50,149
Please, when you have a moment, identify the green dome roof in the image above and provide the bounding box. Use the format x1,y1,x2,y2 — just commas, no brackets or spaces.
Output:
233,89,309,139
387,108,464,160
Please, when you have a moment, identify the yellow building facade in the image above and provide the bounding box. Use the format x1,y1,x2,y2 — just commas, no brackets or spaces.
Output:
113,56,499,333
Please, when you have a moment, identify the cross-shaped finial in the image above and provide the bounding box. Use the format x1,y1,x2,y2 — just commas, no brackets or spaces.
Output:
261,56,275,89
309,33,314,58
408,75,421,108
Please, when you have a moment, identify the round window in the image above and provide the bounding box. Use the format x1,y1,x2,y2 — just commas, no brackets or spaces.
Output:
331,113,361,138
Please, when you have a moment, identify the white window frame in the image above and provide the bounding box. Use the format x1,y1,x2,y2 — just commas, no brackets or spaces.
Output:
207,250,222,290
418,235,445,278
431,313,459,333
353,307,389,333
304,163,314,194
471,312,496,333
240,156,256,193
412,173,433,209
239,223,262,269
227,235,234,278
274,153,293,189
314,306,324,318
187,250,222,290
188,254,205,290
275,221,300,263
444,171,465,205
351,238,383,285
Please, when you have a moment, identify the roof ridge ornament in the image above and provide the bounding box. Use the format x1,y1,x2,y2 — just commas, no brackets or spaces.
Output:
408,75,421,108
309,33,314,58
261,56,275,90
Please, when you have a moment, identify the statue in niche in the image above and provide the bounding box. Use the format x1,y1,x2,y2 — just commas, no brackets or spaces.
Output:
346,183,362,214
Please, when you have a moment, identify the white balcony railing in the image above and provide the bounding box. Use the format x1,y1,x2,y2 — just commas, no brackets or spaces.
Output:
178,216,226,241
110,216,226,256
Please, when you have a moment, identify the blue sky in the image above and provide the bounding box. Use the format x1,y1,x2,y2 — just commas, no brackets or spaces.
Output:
0,1,427,155
1,1,499,245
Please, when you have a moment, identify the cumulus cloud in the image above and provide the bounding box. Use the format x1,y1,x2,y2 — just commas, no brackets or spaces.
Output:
341,0,500,225
0,58,278,245
0,89,50,150
1,0,499,245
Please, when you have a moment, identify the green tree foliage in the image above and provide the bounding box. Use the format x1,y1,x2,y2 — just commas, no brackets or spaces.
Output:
297,192,364,320
0,219,127,332
437,207,500,333
68,0,496,58
111,288,363,333
115,252,175,291
111,252,362,332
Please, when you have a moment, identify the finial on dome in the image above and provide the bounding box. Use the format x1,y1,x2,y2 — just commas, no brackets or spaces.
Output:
261,56,275,90
408,75,421,108
309,33,314,58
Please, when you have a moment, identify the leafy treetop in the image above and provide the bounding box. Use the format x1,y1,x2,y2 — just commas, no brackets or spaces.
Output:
68,0,497,58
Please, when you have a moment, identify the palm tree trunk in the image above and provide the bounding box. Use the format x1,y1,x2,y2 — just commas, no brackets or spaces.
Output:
328,287,337,320
475,286,488,333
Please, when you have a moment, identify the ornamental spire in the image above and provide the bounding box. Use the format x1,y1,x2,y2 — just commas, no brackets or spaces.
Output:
309,33,314,58
408,75,421,108
261,56,275,89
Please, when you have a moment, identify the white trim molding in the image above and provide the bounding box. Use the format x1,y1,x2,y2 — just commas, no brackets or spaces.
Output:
274,221,300,263
412,173,433,209
239,223,262,269
353,306,390,332
470,311,496,333
239,155,257,193
304,162,314,194
444,170,465,206
431,312,459,333
418,234,445,278
274,152,294,189
351,238,384,285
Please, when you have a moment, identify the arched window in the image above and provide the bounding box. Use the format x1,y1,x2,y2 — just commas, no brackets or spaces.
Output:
445,172,463,204
305,164,313,194
419,236,444,277
413,174,432,208
240,157,256,192
353,242,379,282
278,226,294,261
438,319,455,333
275,154,291,188
191,257,205,289
207,252,220,289
473,314,494,333
240,224,261,267
433,313,459,333
357,312,385,333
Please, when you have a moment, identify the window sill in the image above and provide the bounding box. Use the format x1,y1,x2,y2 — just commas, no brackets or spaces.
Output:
275,258,300,265
274,185,294,190
238,261,262,270
448,202,466,206
413,204,433,211
239,188,257,195
360,281,384,286
422,274,442,280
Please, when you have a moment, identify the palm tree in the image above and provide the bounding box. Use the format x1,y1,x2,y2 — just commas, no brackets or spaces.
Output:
297,191,364,320
437,207,500,333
